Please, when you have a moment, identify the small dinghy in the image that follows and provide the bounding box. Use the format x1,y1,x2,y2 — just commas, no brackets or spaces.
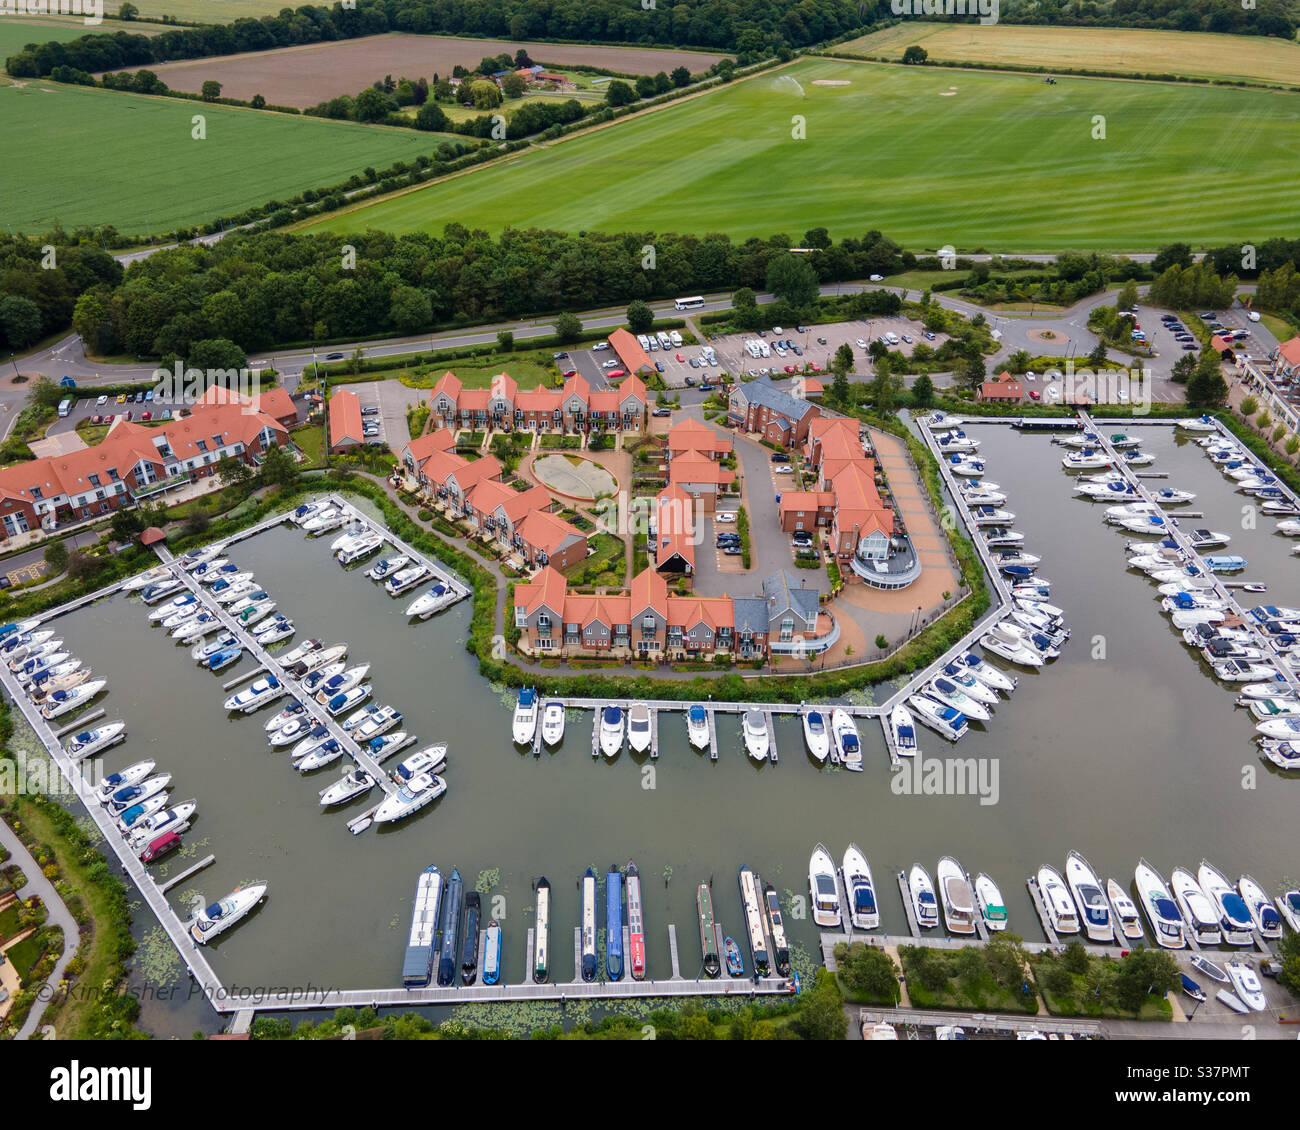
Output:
1180,974,1206,1003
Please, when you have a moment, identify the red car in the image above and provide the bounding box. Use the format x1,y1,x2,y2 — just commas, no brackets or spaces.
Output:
808,363,821,372
91,414,102,424
104,414,114,423
141,410,152,421
675,353,684,362
1028,389,1041,401
784,365,796,374
607,369,626,379
562,368,578,377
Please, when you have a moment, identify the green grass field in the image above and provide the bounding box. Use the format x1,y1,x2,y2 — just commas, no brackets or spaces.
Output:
2,80,444,235
837,22,1300,87
0,16,155,68
306,58,1300,252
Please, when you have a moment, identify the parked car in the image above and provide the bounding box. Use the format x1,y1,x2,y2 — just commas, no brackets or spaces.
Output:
784,365,796,374
689,358,700,369
869,274,884,281
652,407,671,417
1028,390,1041,401
593,342,610,351
715,512,737,523
792,345,802,356
562,368,578,378
774,465,793,475
145,389,154,401
96,394,108,406
553,352,569,360
698,382,714,392
141,411,152,421
608,370,626,379
771,452,790,462
816,337,827,345
116,394,127,404
723,546,743,556
655,361,665,373
124,409,133,421
602,359,620,368
91,414,102,424
792,531,813,546
856,339,868,349
901,334,913,344
923,331,936,341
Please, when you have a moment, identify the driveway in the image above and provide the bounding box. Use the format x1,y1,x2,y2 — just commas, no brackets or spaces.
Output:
356,379,422,454
0,817,78,1039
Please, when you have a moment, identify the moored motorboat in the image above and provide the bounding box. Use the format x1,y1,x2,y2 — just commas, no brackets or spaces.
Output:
627,702,652,754
801,707,830,762
541,701,566,747
319,768,374,806
686,704,710,751
107,772,172,814
937,856,976,935
842,844,878,930
697,881,720,979
907,694,969,741
223,674,285,713
909,863,939,929
189,881,268,944
337,531,384,565
808,843,840,927
279,638,323,667
724,936,743,978
323,683,373,718
405,582,457,620
1038,865,1080,936
1065,851,1113,943
927,676,991,722
975,873,1008,932
372,772,445,824
606,865,624,981
395,744,447,781
193,633,239,663
1225,960,1267,1011
295,737,344,773
1198,860,1255,946
367,554,410,581
830,707,861,769
290,644,347,678
1106,878,1143,941
483,920,502,986
302,662,346,695
939,663,1000,706
955,651,1017,692
627,860,646,981
1170,868,1222,946
461,892,482,985
314,664,371,705
116,792,171,831
534,877,551,984
763,882,791,977
1135,858,1186,949
1237,874,1281,940
1276,889,1300,933
64,721,125,761
40,679,107,719
598,705,624,758
435,868,463,987
512,688,539,746
385,564,431,596
97,759,156,801
351,704,401,743
742,709,769,762
738,865,770,977
981,623,1044,668
125,800,197,850
887,703,917,758
580,868,597,982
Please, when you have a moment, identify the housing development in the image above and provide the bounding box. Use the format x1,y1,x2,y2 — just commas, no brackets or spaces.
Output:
1,0,1298,1087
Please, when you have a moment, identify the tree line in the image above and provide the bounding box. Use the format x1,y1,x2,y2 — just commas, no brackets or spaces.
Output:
0,238,123,355
4,0,867,78
993,0,1296,38
64,227,906,359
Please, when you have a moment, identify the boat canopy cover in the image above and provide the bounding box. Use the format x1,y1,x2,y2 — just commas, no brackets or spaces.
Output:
1221,893,1252,925
853,884,877,913
1154,896,1180,922
519,689,536,707
603,706,621,724
1260,906,1280,928
689,704,707,722
204,901,225,920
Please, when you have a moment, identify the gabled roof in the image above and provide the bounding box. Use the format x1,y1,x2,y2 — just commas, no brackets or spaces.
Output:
668,417,731,456
762,569,819,623
778,490,834,515
488,373,518,401
499,483,552,526
516,383,564,411
669,451,733,487
404,428,455,469
193,384,296,422
979,380,1023,400
617,374,647,403
459,388,491,411
629,566,668,618
828,461,893,537
430,372,462,402
1277,337,1300,368
563,592,630,629
329,388,363,447
608,328,653,374
732,597,768,634
736,375,818,422
655,483,696,570
516,508,585,555
562,374,590,403
515,565,568,616
667,594,733,632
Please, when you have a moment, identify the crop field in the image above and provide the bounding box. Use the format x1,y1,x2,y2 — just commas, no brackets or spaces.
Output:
2,80,442,235
305,58,1300,252
132,33,730,107
0,16,157,68
836,22,1300,87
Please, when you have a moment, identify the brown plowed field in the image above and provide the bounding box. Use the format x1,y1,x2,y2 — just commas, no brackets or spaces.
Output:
124,34,729,107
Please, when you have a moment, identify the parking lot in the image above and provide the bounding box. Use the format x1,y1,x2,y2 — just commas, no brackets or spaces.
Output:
49,390,188,437
349,379,423,452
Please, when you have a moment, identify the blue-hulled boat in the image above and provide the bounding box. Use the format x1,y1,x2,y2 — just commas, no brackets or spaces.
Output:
206,646,242,672
483,920,502,986
1205,555,1248,573
607,864,624,981
435,867,463,987
724,936,743,977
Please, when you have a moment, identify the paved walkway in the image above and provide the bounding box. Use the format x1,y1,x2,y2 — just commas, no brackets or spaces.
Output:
0,816,79,1039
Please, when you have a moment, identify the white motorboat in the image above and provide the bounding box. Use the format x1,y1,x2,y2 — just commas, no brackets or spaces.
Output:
289,643,347,677
373,773,446,824
1135,859,1185,949
314,664,372,705
351,704,401,743
1177,415,1219,432
800,707,829,761
40,679,107,719
266,701,308,733
151,596,200,625
1014,596,1066,622
887,703,918,758
510,687,539,745
363,730,414,762
223,674,285,713
1213,659,1278,683
189,881,268,945
1277,890,1300,933
140,577,185,603
289,725,332,762
968,505,1015,526
97,759,156,801
213,581,259,607
208,571,254,597
174,612,221,641
981,623,1044,667
254,616,295,646
685,704,709,751
1186,528,1231,549
628,702,652,754
909,863,940,929
937,856,977,936
936,430,980,453
107,772,172,815
808,844,841,927
954,651,1017,692
159,604,203,631
1250,701,1300,730
330,525,366,552
289,500,328,525
1065,851,1113,943
302,507,343,534
9,638,64,670
295,737,345,772
323,683,372,717
179,541,227,569
907,694,968,740
1225,961,1267,1012
1061,448,1112,470
542,701,566,747
1275,519,1300,537
1149,564,1216,588
116,791,171,830
981,527,1024,548
946,453,985,477
1038,865,1080,936
189,558,232,581
319,768,374,806
1169,868,1223,946
598,706,623,758
64,721,125,761
994,549,1041,569
830,708,861,770
280,638,323,667
1011,580,1053,601
122,565,172,592
1075,479,1136,499
1197,863,1254,945
1106,498,1161,521
191,632,240,664
1106,878,1144,941
842,844,879,930
231,598,276,626
742,709,769,762
20,655,76,685
1235,680,1291,700
367,554,410,581
1237,875,1282,940
395,744,448,781
405,582,457,619
302,662,347,695
1172,609,1227,630
975,873,1008,933
269,714,319,748
1250,603,1300,623
3,631,58,662
926,676,990,722
1150,487,1196,505
126,800,196,850
925,412,964,432
1258,738,1300,770
337,531,384,565
960,485,1007,506
30,669,91,700
1122,450,1155,467
1120,514,1174,536
385,564,431,596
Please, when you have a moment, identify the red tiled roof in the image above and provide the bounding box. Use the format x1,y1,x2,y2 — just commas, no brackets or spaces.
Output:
608,328,652,374
430,372,462,402
979,381,1023,400
630,565,667,617
655,483,696,569
515,565,568,616
329,389,363,447
667,594,733,632
517,384,564,411
516,508,584,555
668,417,731,456
669,451,733,487
1278,337,1300,368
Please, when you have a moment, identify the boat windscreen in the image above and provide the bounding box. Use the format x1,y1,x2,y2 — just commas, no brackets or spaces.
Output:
815,875,836,896
853,886,877,913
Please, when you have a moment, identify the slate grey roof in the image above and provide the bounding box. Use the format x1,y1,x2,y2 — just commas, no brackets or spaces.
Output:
732,598,768,635
762,569,819,627
735,376,814,422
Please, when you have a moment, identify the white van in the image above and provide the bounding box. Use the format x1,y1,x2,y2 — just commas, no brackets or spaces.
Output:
670,331,683,348
1248,311,1261,323
884,332,901,346
656,331,672,351
637,334,651,352
58,398,72,418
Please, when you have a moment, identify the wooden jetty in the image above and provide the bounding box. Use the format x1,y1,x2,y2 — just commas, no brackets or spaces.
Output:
158,853,216,894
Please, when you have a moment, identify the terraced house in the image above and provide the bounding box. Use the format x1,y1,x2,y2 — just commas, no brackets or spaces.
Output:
428,371,646,434
512,566,835,661
0,402,289,541
727,374,820,447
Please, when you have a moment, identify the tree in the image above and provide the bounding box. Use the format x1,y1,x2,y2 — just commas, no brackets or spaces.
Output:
468,80,501,110
501,73,526,99
354,86,393,121
415,101,449,131
626,300,654,335
28,375,65,411
496,330,514,352
604,80,637,107
188,338,247,373
1116,280,1139,311
765,253,819,307
902,45,928,64
0,295,43,351
1186,348,1228,410
1005,349,1032,374
840,942,900,1001
1239,396,1258,417
911,373,934,409
216,455,252,488
1087,341,1108,369
118,1,138,16
1114,947,1180,1013
1170,352,1196,385
43,539,69,574
250,93,266,109
200,80,222,102
555,312,582,343
869,369,900,416
66,549,104,582
670,66,691,88
788,968,847,1040
963,351,987,390
1152,243,1193,274
258,443,298,489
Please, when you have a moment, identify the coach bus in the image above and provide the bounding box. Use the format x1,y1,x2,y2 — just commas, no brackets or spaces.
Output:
674,296,704,311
